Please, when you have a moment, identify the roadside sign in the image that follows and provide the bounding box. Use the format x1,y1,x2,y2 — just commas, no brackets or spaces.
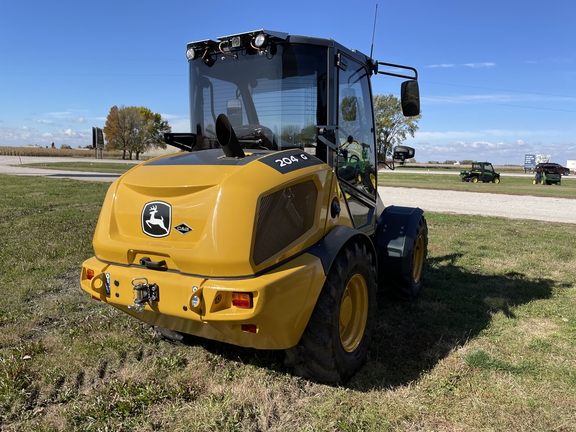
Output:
524,154,535,172
92,127,105,159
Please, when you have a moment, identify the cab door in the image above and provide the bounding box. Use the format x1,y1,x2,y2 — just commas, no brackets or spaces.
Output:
335,52,377,233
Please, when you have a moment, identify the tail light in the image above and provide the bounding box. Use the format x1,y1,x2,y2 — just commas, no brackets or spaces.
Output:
232,292,253,308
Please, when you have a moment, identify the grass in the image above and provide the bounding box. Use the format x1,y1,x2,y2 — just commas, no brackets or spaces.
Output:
380,171,576,198
0,174,575,431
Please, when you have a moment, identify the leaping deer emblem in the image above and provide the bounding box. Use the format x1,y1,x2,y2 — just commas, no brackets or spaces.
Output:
146,205,169,234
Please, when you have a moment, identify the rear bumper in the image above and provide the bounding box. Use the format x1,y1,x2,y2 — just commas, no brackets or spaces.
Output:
80,254,326,349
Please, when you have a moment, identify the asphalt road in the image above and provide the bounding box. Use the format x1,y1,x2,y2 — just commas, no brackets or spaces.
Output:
1,156,575,224
0,155,135,182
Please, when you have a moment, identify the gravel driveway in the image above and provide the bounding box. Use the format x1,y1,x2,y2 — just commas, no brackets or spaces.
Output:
1,156,574,224
378,186,576,224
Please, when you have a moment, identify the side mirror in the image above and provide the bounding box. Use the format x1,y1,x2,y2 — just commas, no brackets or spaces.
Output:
401,80,420,117
393,145,415,161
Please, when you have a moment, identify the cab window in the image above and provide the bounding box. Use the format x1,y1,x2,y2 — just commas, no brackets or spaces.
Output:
336,55,376,200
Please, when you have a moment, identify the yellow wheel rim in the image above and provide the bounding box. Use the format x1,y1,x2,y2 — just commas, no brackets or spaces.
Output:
494,178,500,184
412,234,425,283
339,274,368,352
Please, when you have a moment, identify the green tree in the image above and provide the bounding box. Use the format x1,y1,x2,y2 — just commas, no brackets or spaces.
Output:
103,105,171,160
374,94,421,162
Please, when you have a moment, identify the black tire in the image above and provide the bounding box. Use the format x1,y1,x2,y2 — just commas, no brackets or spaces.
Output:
284,242,376,384
395,215,428,300
535,173,542,184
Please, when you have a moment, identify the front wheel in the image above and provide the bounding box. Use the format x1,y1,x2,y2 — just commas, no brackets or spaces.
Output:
285,242,376,384
493,177,500,184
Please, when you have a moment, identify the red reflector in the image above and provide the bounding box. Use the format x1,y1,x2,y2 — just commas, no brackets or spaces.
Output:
232,292,252,308
91,295,102,302
86,269,95,280
241,324,257,333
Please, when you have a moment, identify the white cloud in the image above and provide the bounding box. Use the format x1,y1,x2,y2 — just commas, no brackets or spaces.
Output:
35,119,61,126
66,117,86,123
166,117,191,132
0,125,91,147
426,62,496,69
464,62,496,68
405,136,576,165
46,111,73,119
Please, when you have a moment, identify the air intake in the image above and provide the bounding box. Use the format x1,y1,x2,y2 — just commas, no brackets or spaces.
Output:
253,180,317,265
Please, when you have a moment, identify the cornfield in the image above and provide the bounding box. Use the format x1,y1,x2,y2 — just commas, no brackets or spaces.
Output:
0,146,125,159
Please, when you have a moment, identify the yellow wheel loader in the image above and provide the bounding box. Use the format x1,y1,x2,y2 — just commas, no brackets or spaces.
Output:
80,30,428,384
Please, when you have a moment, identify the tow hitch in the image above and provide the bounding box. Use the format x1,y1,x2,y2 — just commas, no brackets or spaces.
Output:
128,278,160,312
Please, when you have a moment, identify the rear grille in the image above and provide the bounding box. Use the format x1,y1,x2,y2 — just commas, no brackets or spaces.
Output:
253,180,317,265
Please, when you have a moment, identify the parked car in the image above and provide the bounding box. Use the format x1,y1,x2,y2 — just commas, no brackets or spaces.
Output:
534,163,570,176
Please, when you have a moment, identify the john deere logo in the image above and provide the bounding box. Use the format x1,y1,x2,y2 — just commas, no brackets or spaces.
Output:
142,201,171,238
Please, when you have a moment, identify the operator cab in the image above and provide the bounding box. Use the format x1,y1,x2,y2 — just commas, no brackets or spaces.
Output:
166,29,420,231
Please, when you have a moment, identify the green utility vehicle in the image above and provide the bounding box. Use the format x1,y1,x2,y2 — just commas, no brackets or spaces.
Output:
460,162,501,183
533,167,562,185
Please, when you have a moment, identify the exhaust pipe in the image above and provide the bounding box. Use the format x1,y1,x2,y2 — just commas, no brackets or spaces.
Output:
216,113,245,158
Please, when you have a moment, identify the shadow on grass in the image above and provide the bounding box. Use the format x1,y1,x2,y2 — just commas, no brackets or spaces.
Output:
351,253,554,391
171,253,554,390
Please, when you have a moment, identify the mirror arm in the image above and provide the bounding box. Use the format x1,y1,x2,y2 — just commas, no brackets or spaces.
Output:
374,62,418,81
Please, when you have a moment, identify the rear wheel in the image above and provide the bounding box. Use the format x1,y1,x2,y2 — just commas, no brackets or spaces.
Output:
471,176,479,183
285,242,376,384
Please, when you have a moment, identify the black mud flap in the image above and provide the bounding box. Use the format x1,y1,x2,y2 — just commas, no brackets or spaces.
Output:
375,205,425,288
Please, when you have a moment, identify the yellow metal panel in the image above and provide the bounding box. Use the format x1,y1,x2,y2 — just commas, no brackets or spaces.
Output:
92,151,337,277
80,253,326,349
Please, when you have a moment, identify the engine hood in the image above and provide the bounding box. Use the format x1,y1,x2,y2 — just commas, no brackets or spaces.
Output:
92,148,337,277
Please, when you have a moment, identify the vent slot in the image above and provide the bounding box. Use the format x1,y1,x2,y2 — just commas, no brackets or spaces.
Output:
253,180,317,265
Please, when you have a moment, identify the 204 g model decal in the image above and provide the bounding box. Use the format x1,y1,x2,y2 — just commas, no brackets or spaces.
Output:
258,149,322,174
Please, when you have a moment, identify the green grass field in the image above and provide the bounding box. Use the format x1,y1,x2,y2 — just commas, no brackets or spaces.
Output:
0,173,575,431
379,170,576,198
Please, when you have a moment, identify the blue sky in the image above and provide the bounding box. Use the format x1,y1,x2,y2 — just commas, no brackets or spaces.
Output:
1,0,575,165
